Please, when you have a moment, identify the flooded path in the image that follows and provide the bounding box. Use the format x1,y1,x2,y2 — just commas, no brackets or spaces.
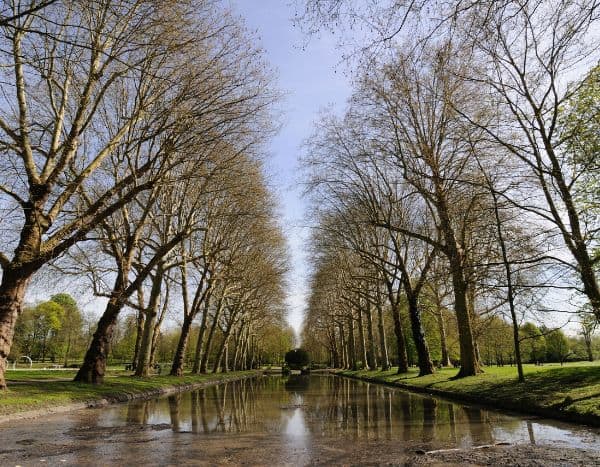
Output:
1,375,599,466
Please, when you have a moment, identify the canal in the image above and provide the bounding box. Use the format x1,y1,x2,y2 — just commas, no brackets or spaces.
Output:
1,375,599,465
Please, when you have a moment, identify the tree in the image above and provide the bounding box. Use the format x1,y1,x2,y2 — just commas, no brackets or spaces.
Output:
0,1,58,27
580,311,597,362
455,1,600,319
520,323,547,364
15,300,64,362
50,294,83,366
560,64,600,266
355,42,486,376
0,0,202,388
545,329,570,365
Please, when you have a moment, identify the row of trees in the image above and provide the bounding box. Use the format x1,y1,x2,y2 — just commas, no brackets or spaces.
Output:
9,292,295,371
0,0,289,387
300,0,599,380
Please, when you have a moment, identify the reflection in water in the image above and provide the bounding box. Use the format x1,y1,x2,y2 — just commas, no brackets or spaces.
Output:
99,375,599,452
285,374,310,393
285,408,308,437
527,420,536,445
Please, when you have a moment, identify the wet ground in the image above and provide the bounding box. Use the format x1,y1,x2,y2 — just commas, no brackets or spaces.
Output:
1,374,599,466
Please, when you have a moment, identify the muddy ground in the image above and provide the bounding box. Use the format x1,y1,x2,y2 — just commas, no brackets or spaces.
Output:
2,420,599,466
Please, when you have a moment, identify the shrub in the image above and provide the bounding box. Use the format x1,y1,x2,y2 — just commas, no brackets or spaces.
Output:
284,348,310,370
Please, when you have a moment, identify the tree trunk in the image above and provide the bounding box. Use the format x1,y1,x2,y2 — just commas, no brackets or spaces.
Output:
170,313,194,376
365,302,377,369
149,284,170,368
192,298,211,373
200,299,223,373
74,299,123,384
390,300,409,373
489,187,524,381
435,182,480,377
451,269,480,377
330,327,340,368
577,249,600,320
240,329,250,370
348,315,357,371
223,342,229,373
436,310,451,367
213,330,231,373
406,295,434,376
339,322,348,369
356,306,368,369
0,269,33,389
249,333,256,369
135,268,163,377
376,301,390,370
232,327,243,370
131,287,146,371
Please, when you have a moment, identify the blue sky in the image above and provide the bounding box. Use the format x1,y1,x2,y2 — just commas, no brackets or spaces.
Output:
228,1,352,336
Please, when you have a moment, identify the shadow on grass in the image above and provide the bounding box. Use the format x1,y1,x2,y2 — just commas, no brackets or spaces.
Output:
457,366,600,407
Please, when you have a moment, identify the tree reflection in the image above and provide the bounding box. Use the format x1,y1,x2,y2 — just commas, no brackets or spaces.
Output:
168,394,182,432
115,375,531,447
284,374,310,393
422,397,437,443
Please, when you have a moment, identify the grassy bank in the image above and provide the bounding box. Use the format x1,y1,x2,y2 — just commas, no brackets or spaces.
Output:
339,361,600,426
1,369,259,418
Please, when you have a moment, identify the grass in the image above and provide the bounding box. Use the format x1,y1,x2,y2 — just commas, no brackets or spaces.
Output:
339,361,600,425
0,369,259,417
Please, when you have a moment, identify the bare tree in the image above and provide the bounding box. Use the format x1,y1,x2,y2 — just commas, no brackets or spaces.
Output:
0,0,194,388
453,0,600,318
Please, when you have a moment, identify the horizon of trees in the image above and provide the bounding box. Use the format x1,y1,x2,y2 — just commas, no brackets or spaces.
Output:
0,0,598,391
0,0,292,388
299,0,600,379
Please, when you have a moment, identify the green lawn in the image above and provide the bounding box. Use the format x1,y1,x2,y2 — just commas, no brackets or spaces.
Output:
0,369,258,417
339,361,600,425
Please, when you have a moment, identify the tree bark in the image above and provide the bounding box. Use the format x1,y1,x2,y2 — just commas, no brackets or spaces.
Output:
223,342,229,373
437,203,480,376
170,313,194,376
135,267,163,376
74,299,123,384
365,301,377,369
450,269,480,377
436,310,451,367
231,327,243,370
213,330,231,373
356,305,368,369
376,300,390,370
192,298,211,373
132,309,145,371
200,298,223,373
390,300,409,373
490,188,524,381
0,269,34,388
348,315,357,371
406,295,434,376
339,322,348,369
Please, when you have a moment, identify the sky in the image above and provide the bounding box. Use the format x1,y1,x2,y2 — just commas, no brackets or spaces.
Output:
228,1,353,337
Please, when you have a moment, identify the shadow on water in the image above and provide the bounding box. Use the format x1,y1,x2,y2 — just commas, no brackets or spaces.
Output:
100,374,599,451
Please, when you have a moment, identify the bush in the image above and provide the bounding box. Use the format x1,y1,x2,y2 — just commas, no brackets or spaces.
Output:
284,348,310,370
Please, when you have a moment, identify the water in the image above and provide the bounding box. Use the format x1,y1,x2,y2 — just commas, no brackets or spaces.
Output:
1,375,599,465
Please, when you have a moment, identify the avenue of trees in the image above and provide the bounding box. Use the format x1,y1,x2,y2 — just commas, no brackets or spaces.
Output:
0,0,290,388
300,0,600,379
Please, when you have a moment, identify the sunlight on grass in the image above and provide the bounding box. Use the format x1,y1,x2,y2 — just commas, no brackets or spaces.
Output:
340,361,600,422
0,370,258,417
